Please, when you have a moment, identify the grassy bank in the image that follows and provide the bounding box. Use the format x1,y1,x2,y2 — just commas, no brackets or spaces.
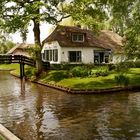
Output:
39,68,140,90
0,64,140,90
0,64,19,71
0,64,21,76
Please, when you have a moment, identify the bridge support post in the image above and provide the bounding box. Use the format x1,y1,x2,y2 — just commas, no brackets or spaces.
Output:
20,63,24,79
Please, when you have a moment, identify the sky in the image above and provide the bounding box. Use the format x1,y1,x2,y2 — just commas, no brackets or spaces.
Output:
10,23,54,44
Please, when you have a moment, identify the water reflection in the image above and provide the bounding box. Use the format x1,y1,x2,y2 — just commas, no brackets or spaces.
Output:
21,77,25,95
0,71,140,140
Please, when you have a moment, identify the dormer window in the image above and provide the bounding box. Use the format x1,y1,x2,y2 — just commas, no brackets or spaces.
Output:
72,33,84,42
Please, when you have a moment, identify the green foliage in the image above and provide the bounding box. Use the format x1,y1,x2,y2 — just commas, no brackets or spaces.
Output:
0,0,69,73
115,62,133,73
70,66,91,77
115,74,130,86
26,44,41,60
0,0,68,36
25,66,38,80
133,60,140,68
0,40,15,54
108,64,116,71
50,64,95,70
44,70,69,82
67,0,140,59
66,0,108,32
91,66,109,77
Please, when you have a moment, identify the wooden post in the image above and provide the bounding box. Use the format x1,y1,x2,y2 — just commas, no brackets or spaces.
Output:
22,63,25,77
20,63,25,79
20,63,23,78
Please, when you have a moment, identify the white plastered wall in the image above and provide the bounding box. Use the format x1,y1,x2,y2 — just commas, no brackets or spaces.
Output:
42,41,109,64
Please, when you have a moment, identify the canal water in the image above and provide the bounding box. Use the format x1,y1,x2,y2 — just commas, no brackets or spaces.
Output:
0,71,140,140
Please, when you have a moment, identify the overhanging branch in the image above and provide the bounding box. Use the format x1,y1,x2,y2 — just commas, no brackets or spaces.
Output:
57,14,71,23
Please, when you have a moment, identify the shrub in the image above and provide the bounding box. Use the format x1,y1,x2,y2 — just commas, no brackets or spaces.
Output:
108,64,116,71
114,74,129,86
70,66,91,77
25,67,38,78
115,62,132,73
91,66,109,77
46,71,69,82
133,61,140,68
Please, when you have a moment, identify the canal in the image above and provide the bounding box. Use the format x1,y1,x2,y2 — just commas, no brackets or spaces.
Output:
0,71,140,140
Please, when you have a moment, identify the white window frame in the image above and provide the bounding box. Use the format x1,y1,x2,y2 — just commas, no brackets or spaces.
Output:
72,33,85,42
44,49,58,62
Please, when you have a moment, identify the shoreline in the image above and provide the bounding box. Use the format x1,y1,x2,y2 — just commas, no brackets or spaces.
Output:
9,70,140,94
33,80,140,94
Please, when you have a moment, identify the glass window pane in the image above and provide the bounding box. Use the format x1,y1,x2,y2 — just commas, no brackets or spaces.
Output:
53,49,58,62
69,51,81,62
78,35,84,41
49,50,52,61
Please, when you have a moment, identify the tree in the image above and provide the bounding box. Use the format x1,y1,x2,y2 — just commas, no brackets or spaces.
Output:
0,0,69,73
0,40,15,54
67,0,140,59
66,0,108,32
0,29,15,54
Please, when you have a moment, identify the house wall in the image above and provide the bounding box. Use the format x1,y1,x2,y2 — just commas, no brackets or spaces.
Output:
42,41,61,64
42,41,109,64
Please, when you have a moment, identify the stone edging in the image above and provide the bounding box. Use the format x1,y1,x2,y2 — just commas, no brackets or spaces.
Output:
33,81,140,94
0,124,20,140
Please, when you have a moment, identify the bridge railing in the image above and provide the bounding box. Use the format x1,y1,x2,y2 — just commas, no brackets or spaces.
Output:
0,54,50,68
0,54,35,66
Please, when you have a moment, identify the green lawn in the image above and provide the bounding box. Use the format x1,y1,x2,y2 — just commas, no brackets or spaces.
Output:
0,64,19,70
40,68,140,90
0,64,22,76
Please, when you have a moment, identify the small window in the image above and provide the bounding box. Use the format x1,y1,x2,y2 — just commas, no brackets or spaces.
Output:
72,34,84,42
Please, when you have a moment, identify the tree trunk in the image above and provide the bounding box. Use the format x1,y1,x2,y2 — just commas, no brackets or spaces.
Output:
33,18,43,74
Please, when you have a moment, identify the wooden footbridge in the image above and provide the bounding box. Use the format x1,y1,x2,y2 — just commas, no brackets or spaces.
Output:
0,54,50,78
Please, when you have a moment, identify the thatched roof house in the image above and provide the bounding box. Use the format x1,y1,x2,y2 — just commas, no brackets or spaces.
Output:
43,25,123,51
42,25,123,64
7,43,34,57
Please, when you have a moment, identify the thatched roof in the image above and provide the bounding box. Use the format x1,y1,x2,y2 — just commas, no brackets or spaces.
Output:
98,30,123,52
7,43,34,57
43,25,123,52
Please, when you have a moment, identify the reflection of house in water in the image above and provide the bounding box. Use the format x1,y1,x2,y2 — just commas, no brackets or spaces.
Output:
7,43,34,57
42,25,123,64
